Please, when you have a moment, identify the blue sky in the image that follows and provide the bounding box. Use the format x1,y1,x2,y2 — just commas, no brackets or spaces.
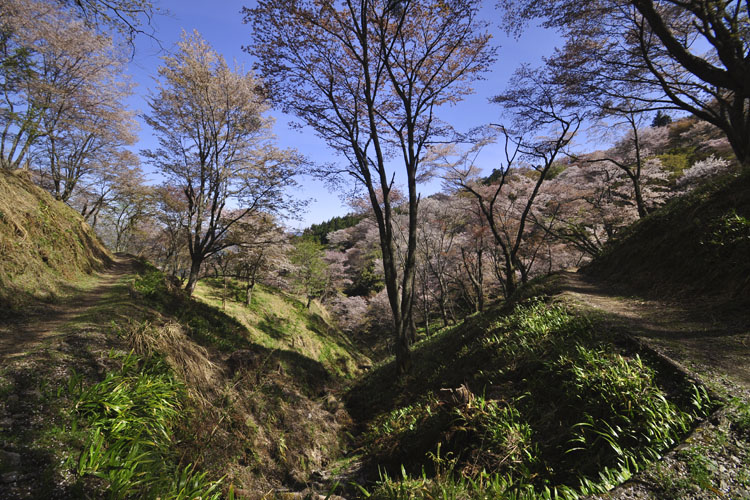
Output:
125,1,560,229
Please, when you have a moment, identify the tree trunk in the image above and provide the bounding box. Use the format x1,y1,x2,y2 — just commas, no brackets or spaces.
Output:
222,275,227,311
439,284,449,328
630,171,649,219
421,278,431,338
409,314,417,345
505,263,517,298
185,258,202,296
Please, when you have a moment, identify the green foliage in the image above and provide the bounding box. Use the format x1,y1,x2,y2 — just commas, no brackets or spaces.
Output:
455,400,537,477
71,351,222,499
132,267,169,298
703,209,750,250
353,299,715,497
302,213,364,245
728,398,750,438
290,239,329,306
652,110,672,128
656,152,691,176
345,250,385,297
559,347,691,468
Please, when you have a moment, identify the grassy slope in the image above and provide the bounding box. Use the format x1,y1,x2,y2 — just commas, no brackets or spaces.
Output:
346,297,712,498
343,170,750,499
193,278,368,378
586,170,750,301
0,169,111,315
122,266,370,496
0,171,366,496
0,258,369,497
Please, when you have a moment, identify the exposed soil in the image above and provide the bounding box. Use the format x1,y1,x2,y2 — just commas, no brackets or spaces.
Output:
559,271,750,392
0,255,137,359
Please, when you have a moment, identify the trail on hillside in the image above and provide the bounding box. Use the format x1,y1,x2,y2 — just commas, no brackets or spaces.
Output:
557,271,750,499
559,271,750,391
0,255,137,359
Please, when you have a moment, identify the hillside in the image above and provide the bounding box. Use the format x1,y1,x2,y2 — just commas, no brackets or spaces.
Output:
0,173,370,498
1,154,749,499
342,171,750,499
0,169,111,316
193,278,369,378
587,170,750,301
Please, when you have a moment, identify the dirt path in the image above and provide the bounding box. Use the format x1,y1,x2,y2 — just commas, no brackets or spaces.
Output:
558,271,750,391
0,255,138,498
0,255,137,359
555,271,750,499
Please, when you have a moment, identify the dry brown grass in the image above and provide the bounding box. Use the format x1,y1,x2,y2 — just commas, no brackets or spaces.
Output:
126,320,221,404
0,169,111,314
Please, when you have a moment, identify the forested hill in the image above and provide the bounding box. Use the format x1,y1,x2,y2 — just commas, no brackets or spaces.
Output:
2,0,750,496
1,117,749,498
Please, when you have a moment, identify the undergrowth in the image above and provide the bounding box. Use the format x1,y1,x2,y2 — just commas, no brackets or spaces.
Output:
353,299,715,499
126,263,353,493
193,277,365,378
68,351,223,499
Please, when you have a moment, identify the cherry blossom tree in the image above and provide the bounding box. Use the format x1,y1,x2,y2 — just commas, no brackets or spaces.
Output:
143,31,302,295
245,0,494,374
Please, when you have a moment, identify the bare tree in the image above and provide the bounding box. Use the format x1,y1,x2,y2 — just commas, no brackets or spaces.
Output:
143,31,302,295
245,0,493,374
442,68,581,297
502,0,750,169
61,0,159,48
0,0,138,224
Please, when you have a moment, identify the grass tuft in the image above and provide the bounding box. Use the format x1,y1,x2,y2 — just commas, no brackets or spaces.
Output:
71,351,223,499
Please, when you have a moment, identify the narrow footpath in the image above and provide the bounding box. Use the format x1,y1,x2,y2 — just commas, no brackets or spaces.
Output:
558,271,750,500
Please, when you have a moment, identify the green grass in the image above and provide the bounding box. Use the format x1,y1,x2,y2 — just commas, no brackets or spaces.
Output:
193,277,367,379
70,351,223,499
348,299,715,498
125,264,357,492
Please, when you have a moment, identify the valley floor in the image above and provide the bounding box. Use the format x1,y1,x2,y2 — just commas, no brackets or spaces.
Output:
0,260,748,498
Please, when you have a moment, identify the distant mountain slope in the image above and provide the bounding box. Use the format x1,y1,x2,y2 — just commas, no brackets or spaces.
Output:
585,170,750,301
0,169,111,315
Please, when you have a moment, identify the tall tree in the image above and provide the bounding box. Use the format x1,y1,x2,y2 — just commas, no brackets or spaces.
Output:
502,0,750,169
441,68,581,297
245,0,493,374
1,0,132,172
143,31,302,295
225,212,288,306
